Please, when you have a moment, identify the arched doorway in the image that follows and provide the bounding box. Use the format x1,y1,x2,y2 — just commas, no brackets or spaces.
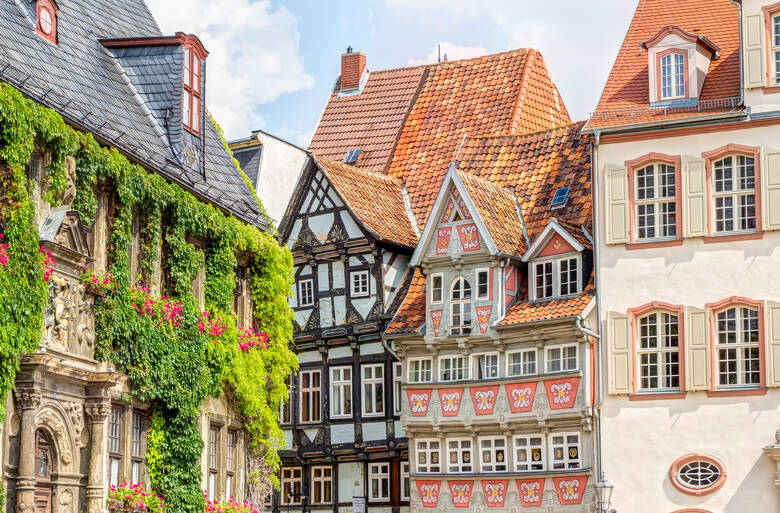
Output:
34,429,54,513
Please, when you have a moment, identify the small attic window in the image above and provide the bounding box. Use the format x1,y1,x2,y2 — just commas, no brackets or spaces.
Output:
550,187,570,209
183,46,201,134
35,0,58,45
344,149,361,164
660,52,686,100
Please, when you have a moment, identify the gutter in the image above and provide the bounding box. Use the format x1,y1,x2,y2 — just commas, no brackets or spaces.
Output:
583,110,746,137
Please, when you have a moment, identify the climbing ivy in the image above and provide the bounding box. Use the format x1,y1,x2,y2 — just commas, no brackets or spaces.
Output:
0,82,297,513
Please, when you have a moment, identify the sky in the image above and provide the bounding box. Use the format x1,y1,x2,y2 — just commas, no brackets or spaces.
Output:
145,0,639,146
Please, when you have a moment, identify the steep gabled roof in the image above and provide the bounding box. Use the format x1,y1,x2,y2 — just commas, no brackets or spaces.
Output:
385,269,425,335
498,285,595,327
585,0,741,131
315,157,418,248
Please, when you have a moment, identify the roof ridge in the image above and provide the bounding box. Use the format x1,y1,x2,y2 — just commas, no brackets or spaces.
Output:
314,155,404,185
464,121,586,141
363,47,533,76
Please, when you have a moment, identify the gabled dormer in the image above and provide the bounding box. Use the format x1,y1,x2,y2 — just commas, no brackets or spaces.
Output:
641,25,720,105
522,219,587,302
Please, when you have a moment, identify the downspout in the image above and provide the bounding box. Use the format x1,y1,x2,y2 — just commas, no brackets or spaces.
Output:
731,0,745,113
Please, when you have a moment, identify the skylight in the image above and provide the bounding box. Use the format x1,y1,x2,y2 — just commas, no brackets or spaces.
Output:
550,186,570,209
344,149,362,164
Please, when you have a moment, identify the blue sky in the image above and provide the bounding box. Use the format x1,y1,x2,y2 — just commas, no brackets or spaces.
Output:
147,0,638,145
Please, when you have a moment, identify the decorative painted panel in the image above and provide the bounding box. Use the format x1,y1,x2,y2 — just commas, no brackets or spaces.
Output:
416,480,442,508
543,377,580,410
505,382,538,413
456,223,480,252
447,480,474,508
407,389,432,417
438,388,464,417
469,385,500,415
475,305,492,333
516,478,545,507
481,480,509,507
538,232,576,257
552,476,588,505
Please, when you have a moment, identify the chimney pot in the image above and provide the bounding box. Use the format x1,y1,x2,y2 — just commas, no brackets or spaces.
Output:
346,46,353,53
340,49,366,92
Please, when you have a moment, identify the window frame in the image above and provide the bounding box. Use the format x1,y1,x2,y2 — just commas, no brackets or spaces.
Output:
656,49,688,100
415,439,442,473
280,373,293,425
299,369,322,424
706,297,765,390
281,467,303,505
774,13,780,85
449,276,472,336
108,405,123,487
407,357,433,383
478,436,507,473
393,362,403,415
475,268,490,300
446,437,474,473
430,273,444,304
400,461,411,501
35,0,57,44
507,348,537,377
545,344,578,373
297,278,315,308
473,352,499,380
368,462,390,502
207,425,219,501
361,364,385,417
225,429,237,497
131,410,146,484
626,154,683,243
629,302,685,394
513,434,545,472
439,354,469,382
549,432,581,470
330,366,353,419
531,254,581,300
182,46,201,134
311,465,333,505
350,269,370,298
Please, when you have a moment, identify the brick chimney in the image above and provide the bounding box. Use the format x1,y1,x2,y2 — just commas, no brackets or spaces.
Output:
340,46,366,92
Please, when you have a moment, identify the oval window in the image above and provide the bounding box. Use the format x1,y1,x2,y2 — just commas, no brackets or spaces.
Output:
39,8,53,35
669,453,726,496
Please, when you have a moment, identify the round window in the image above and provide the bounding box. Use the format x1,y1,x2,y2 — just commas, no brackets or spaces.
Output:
669,453,726,496
39,8,53,35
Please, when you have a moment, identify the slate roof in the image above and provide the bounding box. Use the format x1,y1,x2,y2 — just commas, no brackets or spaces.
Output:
0,0,268,229
499,285,595,327
309,66,427,173
585,0,741,131
385,269,425,335
315,157,418,248
233,144,263,186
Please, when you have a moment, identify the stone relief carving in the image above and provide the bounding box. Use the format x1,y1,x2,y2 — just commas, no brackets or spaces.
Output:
65,402,85,447
58,488,74,513
44,276,72,350
57,156,77,208
37,409,73,466
15,389,42,410
77,284,95,349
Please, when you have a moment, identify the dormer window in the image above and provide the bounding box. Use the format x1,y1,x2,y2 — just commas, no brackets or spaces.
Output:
660,52,686,99
532,255,580,300
183,46,201,134
35,0,58,45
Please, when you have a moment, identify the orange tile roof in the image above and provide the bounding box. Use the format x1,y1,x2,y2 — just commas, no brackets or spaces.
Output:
456,122,592,242
316,157,418,248
387,49,571,227
385,269,426,335
499,286,595,326
585,0,740,130
309,66,427,172
456,169,527,256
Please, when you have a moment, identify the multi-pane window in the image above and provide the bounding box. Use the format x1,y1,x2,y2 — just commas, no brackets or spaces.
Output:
547,344,578,373
416,440,441,473
474,353,499,379
660,52,685,99
712,155,756,233
281,468,302,505
550,433,581,470
450,277,472,335
362,364,384,417
280,374,292,424
431,274,443,303
298,279,314,307
514,435,544,472
635,163,677,240
208,426,218,501
408,358,432,383
447,439,473,473
479,437,507,472
350,270,369,297
330,367,352,418
476,269,490,299
393,362,403,415
300,370,321,423
109,405,123,487
182,47,201,133
534,257,579,300
440,355,469,381
508,349,537,377
400,461,411,501
716,307,760,386
368,463,390,502
226,430,236,496
311,466,332,504
638,312,680,390
131,411,145,484
774,15,780,84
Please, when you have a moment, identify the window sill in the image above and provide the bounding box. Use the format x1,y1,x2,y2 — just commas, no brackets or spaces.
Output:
763,85,780,95
703,231,763,244
628,391,686,401
706,387,767,397
625,238,683,250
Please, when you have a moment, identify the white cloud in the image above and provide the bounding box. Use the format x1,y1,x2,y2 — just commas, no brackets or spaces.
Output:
407,42,488,66
145,0,314,139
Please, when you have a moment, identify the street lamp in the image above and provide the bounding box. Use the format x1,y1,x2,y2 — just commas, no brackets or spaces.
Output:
595,474,614,513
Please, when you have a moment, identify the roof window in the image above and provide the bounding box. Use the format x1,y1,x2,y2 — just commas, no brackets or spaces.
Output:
344,149,362,164
550,187,570,209
35,0,58,45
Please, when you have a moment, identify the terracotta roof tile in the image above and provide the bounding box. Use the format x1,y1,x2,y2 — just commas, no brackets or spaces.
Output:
499,285,595,326
316,157,418,248
586,0,740,130
385,269,426,335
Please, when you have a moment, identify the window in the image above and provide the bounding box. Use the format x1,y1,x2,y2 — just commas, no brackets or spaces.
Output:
479,437,507,472
546,344,577,373
533,256,579,300
514,435,544,472
476,269,490,299
670,453,727,496
408,358,432,383
638,312,680,390
416,439,441,473
350,270,369,298
280,374,292,424
108,405,123,487
634,163,677,240
474,353,499,379
450,277,472,335
311,466,332,504
400,461,411,501
183,47,201,133
131,411,146,484
368,463,390,502
299,369,321,423
550,433,580,470
330,366,352,418
344,149,362,164
226,430,237,496
447,439,473,473
551,186,570,209
508,349,537,377
393,362,402,415
298,279,314,307
281,467,302,505
774,15,780,84
36,0,57,44
715,306,760,387
660,52,685,99
208,426,218,500
362,364,384,416
712,155,756,233
431,274,443,303
439,355,469,381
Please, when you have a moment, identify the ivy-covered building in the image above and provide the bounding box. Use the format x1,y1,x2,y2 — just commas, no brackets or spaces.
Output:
0,2,295,513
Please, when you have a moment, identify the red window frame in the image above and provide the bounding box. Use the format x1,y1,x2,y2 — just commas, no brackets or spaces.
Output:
35,0,58,45
183,46,201,135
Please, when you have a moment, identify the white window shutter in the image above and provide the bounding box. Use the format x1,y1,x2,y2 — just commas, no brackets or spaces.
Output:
605,165,628,244
607,311,631,394
682,157,706,237
744,12,765,88
686,306,710,391
766,301,780,387
763,148,780,230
